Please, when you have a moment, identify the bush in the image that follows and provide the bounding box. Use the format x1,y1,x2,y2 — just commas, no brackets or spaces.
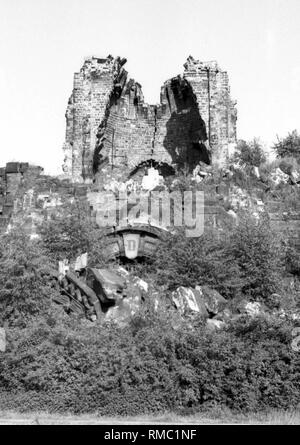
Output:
154,213,284,308
233,139,266,168
38,199,109,267
285,242,300,277
229,213,284,307
273,130,300,161
0,310,299,414
154,228,243,299
0,227,58,326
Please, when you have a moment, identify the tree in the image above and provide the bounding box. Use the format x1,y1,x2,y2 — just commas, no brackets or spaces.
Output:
273,130,300,161
154,228,243,299
233,139,266,168
0,227,57,326
38,199,108,267
154,212,284,308
229,213,283,307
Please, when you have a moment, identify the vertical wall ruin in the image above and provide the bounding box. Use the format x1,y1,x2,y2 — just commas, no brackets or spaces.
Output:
0,162,44,228
63,56,128,181
62,55,237,182
183,57,237,166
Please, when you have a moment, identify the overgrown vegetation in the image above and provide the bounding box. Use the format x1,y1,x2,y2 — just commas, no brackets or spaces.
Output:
233,139,266,168
0,228,56,327
273,130,300,161
0,309,299,414
38,199,108,267
0,135,300,415
154,214,285,308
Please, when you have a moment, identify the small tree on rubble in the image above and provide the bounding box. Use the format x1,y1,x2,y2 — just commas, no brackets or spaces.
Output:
233,139,266,168
0,227,55,326
273,130,300,162
38,199,108,266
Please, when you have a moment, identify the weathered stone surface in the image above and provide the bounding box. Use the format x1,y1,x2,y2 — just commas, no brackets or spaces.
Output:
269,168,289,186
253,166,260,178
0,328,6,352
214,308,232,322
196,285,227,315
206,318,226,330
244,301,262,317
0,162,43,226
131,276,149,293
104,276,145,325
193,288,209,317
172,286,208,317
105,294,142,325
290,169,300,184
227,209,237,219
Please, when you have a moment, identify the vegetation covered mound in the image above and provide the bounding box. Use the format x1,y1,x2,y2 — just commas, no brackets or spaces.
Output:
0,132,300,414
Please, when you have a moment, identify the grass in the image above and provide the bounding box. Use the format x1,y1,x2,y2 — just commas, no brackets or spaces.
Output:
0,409,299,425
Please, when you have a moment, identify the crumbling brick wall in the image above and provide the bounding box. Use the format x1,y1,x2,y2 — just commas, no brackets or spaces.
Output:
0,162,44,228
183,57,237,166
63,56,127,181
63,55,237,182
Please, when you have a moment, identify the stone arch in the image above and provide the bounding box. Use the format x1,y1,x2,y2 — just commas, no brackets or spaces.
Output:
103,225,167,261
128,159,175,180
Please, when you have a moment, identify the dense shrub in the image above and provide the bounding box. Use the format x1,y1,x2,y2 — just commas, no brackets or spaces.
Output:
268,184,300,212
0,310,299,414
285,242,300,277
154,228,243,299
0,227,58,326
233,139,266,168
38,199,109,266
273,130,300,161
229,213,284,306
154,214,284,307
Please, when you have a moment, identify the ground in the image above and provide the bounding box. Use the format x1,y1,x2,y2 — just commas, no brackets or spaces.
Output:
0,410,299,425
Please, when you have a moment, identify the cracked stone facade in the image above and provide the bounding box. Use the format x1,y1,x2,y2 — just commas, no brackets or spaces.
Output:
63,55,237,182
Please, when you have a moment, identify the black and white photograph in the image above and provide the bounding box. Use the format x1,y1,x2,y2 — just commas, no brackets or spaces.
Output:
0,0,299,432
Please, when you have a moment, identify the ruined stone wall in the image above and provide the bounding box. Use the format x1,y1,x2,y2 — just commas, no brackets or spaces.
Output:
63,55,237,182
96,74,210,177
63,56,127,181
0,162,44,229
98,95,157,171
183,57,237,166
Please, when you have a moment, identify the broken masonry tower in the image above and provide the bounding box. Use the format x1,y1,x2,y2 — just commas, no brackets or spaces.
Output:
62,55,237,182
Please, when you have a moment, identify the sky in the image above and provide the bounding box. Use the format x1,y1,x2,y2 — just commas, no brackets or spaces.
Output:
0,0,300,174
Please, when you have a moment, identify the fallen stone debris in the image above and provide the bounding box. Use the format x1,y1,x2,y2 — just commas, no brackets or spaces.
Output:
53,253,150,323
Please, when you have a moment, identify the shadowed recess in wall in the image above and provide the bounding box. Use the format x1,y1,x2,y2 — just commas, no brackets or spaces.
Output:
162,77,210,171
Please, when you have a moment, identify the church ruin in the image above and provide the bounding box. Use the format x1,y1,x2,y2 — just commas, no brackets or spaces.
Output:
62,55,237,182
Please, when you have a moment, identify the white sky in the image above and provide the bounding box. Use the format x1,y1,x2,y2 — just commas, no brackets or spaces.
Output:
0,0,299,174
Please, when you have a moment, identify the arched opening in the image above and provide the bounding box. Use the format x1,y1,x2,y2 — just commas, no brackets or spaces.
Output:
129,160,175,180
